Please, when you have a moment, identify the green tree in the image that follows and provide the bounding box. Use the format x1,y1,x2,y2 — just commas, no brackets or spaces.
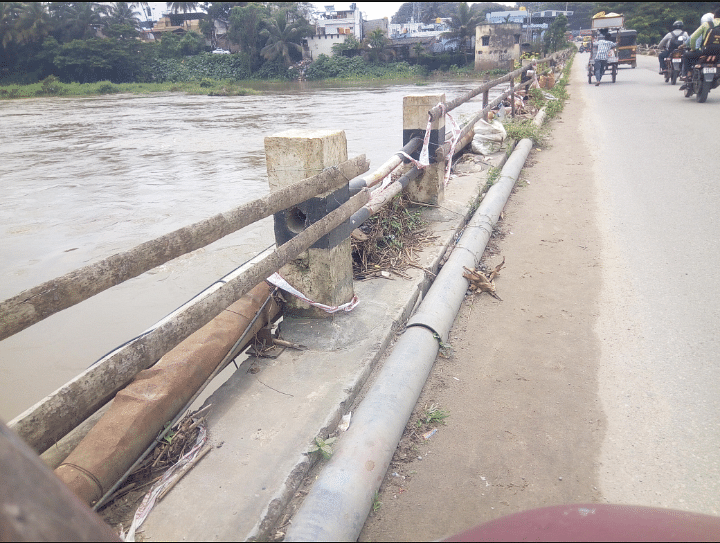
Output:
543,13,568,53
52,37,148,82
1,1,24,49
104,2,140,40
107,2,140,26
157,31,181,58
331,33,361,57
444,2,480,64
201,2,245,49
49,2,109,42
362,28,394,63
413,42,425,64
179,30,204,55
421,2,444,24
228,3,270,70
260,9,312,67
15,1,53,46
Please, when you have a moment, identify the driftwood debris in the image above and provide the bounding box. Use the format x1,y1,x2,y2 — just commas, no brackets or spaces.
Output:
463,257,505,300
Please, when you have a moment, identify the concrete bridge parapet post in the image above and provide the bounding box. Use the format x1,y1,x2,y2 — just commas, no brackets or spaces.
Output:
403,94,446,205
265,129,354,318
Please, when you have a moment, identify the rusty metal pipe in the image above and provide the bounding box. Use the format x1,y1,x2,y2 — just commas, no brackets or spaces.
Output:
55,282,281,507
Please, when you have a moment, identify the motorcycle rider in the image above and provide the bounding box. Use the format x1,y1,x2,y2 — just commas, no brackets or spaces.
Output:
680,11,720,86
658,21,689,74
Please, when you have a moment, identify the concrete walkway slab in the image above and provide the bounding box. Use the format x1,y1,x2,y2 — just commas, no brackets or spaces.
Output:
140,155,502,541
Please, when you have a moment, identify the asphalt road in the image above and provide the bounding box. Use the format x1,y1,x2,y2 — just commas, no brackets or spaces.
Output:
581,52,720,515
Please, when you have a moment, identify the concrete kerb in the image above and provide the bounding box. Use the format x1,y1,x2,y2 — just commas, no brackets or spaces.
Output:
285,86,556,542
139,80,552,541
284,139,534,542
139,149,496,543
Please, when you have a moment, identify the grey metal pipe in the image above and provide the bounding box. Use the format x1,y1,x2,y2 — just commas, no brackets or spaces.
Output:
285,138,534,542
349,138,422,195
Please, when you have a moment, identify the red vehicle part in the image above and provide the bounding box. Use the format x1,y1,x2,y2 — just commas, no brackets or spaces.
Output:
446,503,720,542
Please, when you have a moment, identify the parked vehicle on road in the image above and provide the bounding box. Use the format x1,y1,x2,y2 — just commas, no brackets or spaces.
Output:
683,53,720,102
664,46,685,85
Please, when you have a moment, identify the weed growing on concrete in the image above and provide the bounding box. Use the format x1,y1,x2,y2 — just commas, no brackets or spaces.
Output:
487,166,501,187
162,421,177,444
433,332,454,358
467,195,481,216
309,436,336,460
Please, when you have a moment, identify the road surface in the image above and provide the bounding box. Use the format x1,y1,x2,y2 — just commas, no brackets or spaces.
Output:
360,52,720,541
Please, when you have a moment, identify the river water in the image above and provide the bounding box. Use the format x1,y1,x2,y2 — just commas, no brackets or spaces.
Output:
0,79,501,421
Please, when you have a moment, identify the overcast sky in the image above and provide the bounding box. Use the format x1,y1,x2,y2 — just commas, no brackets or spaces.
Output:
146,2,518,24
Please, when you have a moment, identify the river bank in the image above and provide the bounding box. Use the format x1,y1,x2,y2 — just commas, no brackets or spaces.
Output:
0,67,507,100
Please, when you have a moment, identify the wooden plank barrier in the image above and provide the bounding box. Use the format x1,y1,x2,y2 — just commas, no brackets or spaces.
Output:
0,155,369,342
9,189,370,454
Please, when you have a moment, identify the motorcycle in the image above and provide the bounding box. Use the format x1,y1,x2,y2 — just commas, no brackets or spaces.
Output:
683,51,720,102
664,47,684,85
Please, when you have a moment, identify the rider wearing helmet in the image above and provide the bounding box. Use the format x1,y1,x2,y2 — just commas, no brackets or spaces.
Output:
681,11,720,83
658,20,689,74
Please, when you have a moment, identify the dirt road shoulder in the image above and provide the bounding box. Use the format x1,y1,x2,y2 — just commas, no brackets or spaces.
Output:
360,70,607,542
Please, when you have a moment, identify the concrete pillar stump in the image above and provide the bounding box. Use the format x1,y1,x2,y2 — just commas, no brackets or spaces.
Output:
403,94,446,205
265,129,354,318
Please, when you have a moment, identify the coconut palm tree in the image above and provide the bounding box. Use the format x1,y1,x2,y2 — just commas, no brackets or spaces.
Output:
57,2,109,41
104,2,141,40
107,2,140,27
259,10,312,67
1,1,23,48
362,28,395,63
422,2,444,25
443,2,480,64
166,2,198,30
15,2,53,45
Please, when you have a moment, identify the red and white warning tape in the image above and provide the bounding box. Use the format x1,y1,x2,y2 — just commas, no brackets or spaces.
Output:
267,272,359,313
396,101,462,188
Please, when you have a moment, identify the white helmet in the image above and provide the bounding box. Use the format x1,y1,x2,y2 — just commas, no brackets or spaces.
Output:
701,13,714,24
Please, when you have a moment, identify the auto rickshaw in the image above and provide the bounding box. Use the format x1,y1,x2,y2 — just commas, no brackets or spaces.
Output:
580,35,592,52
613,29,638,68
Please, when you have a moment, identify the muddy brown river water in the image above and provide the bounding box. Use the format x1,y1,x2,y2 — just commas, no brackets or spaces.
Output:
0,80,503,421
